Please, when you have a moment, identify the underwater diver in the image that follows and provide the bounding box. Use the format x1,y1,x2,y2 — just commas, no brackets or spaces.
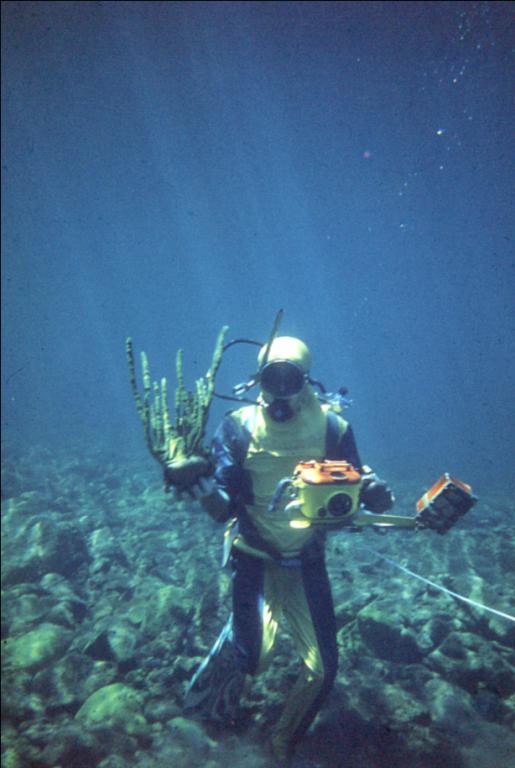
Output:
165,332,469,765
165,333,394,764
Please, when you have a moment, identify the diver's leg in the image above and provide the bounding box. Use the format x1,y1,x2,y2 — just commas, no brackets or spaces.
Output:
270,555,338,761
184,550,275,725
232,552,280,675
231,550,267,674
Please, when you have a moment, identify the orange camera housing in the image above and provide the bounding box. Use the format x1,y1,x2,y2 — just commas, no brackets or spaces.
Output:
416,473,475,516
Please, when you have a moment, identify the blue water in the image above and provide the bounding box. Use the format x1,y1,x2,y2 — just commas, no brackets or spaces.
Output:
2,1,514,495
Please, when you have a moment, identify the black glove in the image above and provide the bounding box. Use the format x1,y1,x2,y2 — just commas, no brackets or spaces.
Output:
163,455,212,494
360,468,395,513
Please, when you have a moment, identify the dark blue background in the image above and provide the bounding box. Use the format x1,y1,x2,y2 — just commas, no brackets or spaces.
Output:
2,1,514,495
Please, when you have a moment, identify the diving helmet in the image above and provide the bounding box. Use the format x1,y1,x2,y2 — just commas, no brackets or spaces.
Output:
258,337,312,421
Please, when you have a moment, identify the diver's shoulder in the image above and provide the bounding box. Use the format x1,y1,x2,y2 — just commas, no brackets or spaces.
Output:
222,403,259,428
322,404,349,432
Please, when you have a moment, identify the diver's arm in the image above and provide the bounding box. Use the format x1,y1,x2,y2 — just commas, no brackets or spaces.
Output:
335,420,394,512
171,471,231,522
163,414,249,522
200,413,252,523
333,421,474,532
333,423,362,469
198,483,231,522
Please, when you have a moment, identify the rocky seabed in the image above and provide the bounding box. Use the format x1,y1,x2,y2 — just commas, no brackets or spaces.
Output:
1,445,514,768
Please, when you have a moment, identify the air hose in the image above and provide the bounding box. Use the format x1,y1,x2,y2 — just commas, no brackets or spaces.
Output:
359,544,515,623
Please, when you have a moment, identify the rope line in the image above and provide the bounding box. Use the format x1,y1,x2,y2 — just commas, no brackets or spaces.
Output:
360,545,515,623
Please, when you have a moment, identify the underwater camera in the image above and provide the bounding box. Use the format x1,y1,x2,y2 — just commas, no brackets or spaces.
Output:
416,473,475,516
285,461,363,529
415,473,477,533
282,462,476,531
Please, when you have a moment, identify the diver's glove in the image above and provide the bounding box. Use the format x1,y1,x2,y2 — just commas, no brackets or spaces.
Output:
188,477,231,522
360,466,395,513
189,476,217,501
163,455,212,494
164,457,231,522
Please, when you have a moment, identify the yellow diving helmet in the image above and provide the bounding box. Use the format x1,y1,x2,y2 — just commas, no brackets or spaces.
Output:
258,336,311,399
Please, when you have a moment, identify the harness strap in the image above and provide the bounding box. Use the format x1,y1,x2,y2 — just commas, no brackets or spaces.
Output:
325,410,342,460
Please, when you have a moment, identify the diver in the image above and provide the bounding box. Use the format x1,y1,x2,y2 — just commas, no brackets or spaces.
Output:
164,331,472,765
157,311,476,765
126,315,475,764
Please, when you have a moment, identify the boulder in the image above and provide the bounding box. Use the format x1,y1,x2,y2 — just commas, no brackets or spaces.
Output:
130,579,193,637
31,653,96,709
168,716,217,752
75,683,148,738
3,622,72,672
357,601,424,663
1,513,89,586
39,722,102,768
426,631,515,697
424,677,478,740
84,622,138,664
2,577,87,636
2,583,57,635
87,527,129,572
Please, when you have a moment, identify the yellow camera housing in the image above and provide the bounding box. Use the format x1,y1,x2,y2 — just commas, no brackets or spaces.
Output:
290,461,362,526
